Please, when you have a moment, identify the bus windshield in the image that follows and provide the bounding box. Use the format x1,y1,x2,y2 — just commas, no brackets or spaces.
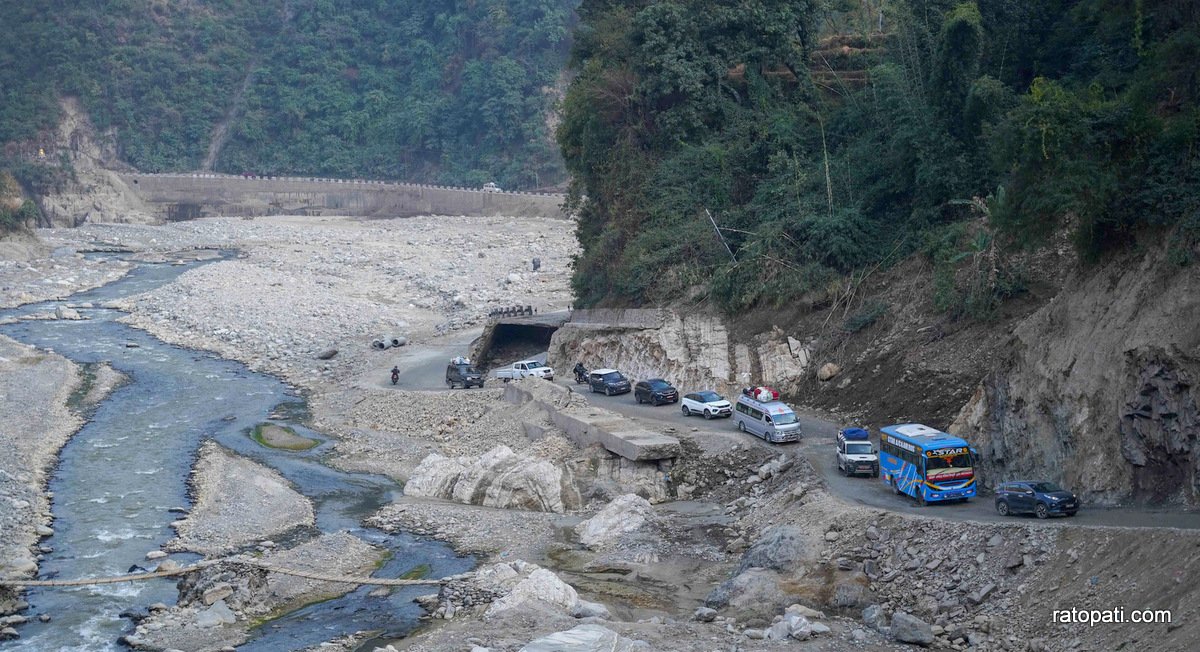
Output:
924,449,973,481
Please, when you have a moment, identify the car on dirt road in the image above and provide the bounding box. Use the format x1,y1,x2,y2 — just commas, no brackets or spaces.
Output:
994,481,1079,518
633,378,678,405
446,361,485,389
681,391,732,419
493,360,554,382
587,369,632,395
836,427,879,477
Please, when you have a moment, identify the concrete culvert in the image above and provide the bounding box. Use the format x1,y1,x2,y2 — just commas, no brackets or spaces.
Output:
371,339,388,350
390,336,408,348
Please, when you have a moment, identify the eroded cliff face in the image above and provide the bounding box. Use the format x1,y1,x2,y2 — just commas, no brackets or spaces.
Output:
547,310,810,399
36,98,153,227
950,245,1200,505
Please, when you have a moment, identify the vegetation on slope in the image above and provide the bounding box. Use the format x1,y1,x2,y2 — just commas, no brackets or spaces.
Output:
0,0,576,189
558,0,1200,314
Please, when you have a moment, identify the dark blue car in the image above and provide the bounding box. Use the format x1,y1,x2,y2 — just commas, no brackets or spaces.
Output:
995,481,1079,519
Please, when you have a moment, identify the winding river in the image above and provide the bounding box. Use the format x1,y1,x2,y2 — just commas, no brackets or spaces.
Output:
0,255,470,651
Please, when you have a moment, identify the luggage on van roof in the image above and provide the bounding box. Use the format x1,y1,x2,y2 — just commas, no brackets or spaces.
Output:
839,427,870,440
741,386,780,402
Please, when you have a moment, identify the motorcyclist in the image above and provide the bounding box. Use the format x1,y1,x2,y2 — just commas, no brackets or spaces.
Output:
390,366,400,385
573,362,587,383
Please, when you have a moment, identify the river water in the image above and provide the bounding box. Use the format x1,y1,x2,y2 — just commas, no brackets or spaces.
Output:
0,256,470,651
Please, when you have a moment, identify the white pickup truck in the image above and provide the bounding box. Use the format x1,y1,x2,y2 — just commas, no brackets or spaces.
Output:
493,360,554,382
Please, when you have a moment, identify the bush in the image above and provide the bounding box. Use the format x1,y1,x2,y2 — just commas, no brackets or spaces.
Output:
843,300,888,333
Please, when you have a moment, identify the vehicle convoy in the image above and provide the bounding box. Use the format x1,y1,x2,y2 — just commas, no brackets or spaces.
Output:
588,368,632,395
493,359,554,382
634,378,678,405
836,427,879,477
733,386,801,443
446,357,484,388
879,423,978,505
995,481,1080,518
681,391,732,419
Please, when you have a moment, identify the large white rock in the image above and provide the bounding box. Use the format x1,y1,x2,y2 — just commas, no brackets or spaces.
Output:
520,624,648,652
574,494,653,549
485,568,579,618
405,445,577,513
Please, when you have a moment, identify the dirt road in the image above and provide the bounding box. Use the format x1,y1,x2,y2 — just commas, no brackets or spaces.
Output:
391,345,1200,530
554,375,1200,530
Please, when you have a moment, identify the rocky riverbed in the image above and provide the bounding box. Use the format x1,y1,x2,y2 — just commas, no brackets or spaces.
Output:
4,215,1198,652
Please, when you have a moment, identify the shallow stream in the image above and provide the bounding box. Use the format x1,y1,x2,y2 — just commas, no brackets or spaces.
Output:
0,255,470,651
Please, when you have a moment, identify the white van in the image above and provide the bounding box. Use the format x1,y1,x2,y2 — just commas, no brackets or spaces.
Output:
733,392,802,443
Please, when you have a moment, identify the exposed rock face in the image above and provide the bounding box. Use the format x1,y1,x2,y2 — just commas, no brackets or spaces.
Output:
35,98,153,227
548,311,809,398
950,245,1200,505
404,445,581,513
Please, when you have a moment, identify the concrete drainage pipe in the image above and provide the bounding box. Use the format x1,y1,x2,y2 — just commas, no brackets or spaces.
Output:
371,339,388,350
390,336,408,348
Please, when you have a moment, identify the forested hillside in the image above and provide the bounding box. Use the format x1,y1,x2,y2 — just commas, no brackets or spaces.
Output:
559,0,1200,312
0,0,576,189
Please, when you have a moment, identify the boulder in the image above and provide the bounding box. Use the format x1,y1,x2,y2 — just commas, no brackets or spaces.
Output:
736,525,817,574
574,494,653,548
862,604,888,632
891,611,934,646
817,363,841,382
194,600,236,628
767,613,812,640
519,624,647,652
485,568,579,617
572,599,611,620
405,446,580,513
54,305,82,320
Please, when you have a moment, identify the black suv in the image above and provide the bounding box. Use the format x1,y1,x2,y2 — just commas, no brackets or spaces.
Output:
995,481,1079,518
445,363,484,389
634,378,678,406
587,369,631,395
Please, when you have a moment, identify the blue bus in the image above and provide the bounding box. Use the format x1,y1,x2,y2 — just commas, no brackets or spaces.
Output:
879,424,978,505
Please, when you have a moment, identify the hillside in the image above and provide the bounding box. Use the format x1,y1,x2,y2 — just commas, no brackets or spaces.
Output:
0,0,577,190
559,0,1200,312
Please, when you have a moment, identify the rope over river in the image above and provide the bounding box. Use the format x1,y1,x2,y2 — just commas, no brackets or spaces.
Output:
0,558,452,588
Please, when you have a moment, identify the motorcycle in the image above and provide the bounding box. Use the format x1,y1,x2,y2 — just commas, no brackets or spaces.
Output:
390,368,399,385
573,365,588,384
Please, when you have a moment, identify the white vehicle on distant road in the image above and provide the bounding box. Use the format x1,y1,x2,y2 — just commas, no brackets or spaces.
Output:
493,360,553,382
680,391,733,419
482,181,502,192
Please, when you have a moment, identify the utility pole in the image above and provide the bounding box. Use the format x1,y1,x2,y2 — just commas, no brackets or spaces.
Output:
705,208,736,262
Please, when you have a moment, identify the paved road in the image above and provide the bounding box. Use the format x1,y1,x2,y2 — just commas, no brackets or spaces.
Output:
396,344,1200,530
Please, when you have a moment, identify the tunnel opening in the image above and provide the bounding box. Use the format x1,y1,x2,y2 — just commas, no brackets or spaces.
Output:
474,321,560,370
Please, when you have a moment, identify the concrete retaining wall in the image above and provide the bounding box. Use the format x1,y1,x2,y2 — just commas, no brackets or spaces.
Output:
567,308,667,330
502,380,680,461
120,173,567,220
